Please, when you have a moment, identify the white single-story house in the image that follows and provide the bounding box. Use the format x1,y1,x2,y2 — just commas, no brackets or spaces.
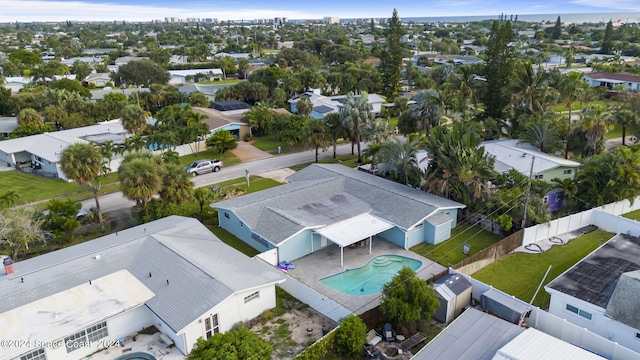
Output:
288,91,386,119
90,87,150,102
60,56,104,67
114,56,150,66
179,83,231,102
3,77,31,93
545,233,640,354
0,120,128,180
168,69,224,85
0,216,285,360
83,72,112,87
214,164,465,266
582,72,640,91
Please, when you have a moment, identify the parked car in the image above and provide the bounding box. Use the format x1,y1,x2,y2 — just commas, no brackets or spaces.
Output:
184,159,223,176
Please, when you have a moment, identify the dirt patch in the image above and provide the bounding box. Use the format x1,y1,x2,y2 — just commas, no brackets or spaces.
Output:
247,300,337,359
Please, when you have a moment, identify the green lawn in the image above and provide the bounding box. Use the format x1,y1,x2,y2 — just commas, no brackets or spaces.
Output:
605,124,623,139
472,229,613,309
551,99,623,112
622,208,640,221
0,172,87,205
251,135,305,154
208,226,260,257
411,224,502,267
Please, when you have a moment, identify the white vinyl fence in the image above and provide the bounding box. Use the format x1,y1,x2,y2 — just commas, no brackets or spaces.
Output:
449,269,640,360
522,196,640,246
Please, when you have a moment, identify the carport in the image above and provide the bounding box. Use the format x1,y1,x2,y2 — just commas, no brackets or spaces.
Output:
316,213,393,267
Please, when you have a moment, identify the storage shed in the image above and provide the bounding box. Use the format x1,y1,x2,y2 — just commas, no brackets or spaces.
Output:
480,288,530,324
433,274,472,323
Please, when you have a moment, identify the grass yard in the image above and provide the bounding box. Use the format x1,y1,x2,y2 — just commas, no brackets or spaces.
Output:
472,229,613,309
605,124,623,139
0,172,86,205
251,135,305,154
411,224,502,267
551,99,623,112
622,208,640,221
208,226,259,257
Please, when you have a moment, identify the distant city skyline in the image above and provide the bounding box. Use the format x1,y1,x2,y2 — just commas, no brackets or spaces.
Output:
2,0,640,23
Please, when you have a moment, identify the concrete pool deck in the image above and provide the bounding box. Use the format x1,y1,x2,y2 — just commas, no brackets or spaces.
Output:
284,237,446,314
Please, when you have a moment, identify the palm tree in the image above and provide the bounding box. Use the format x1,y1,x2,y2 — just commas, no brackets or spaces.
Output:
324,112,346,159
446,65,479,112
97,140,117,174
59,143,105,231
243,102,275,135
410,89,442,131
159,164,195,205
340,92,374,163
17,108,44,128
296,96,313,117
509,61,548,114
378,136,423,186
207,130,238,154
581,106,613,155
302,118,330,163
194,187,218,213
118,152,163,216
558,71,583,159
520,121,560,153
613,107,639,146
120,104,149,135
551,177,578,209
0,191,19,209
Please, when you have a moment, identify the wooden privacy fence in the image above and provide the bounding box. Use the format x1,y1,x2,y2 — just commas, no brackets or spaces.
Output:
452,229,523,275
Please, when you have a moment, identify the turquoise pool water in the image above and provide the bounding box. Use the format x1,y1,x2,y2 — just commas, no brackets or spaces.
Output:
319,255,422,296
114,352,157,360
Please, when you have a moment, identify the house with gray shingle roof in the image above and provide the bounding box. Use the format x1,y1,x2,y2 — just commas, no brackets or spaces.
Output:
0,216,284,359
545,233,640,354
288,91,386,118
214,164,465,266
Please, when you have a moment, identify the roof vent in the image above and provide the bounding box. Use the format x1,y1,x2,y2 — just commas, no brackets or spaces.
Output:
94,255,100,260
521,153,527,157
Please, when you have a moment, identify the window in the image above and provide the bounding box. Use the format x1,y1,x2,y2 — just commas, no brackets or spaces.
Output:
204,314,219,339
224,212,230,219
16,348,46,360
534,174,544,180
563,169,572,175
86,321,108,342
579,309,593,320
65,330,87,353
636,333,640,339
566,304,592,320
566,304,579,314
244,291,260,303
414,223,423,230
64,321,108,353
543,196,549,204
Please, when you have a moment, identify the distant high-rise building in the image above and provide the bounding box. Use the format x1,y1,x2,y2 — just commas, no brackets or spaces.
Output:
186,18,200,23
273,17,287,25
323,16,340,24
202,18,217,24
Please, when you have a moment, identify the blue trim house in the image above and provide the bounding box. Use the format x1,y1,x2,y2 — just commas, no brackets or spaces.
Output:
214,164,465,264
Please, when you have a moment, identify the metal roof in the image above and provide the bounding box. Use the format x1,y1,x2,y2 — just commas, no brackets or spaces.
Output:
413,308,524,360
546,233,640,309
314,105,335,114
316,213,393,248
482,139,580,176
0,216,285,334
493,328,605,360
434,274,472,296
211,100,251,111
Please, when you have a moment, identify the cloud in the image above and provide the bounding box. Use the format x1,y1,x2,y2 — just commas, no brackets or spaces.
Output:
0,0,315,22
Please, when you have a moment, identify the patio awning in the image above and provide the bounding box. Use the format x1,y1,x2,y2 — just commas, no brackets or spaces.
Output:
317,213,393,248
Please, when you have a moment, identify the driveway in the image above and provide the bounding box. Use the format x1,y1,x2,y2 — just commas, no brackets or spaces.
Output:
230,140,273,162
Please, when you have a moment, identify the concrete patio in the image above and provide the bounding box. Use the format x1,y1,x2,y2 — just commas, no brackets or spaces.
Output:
284,236,446,314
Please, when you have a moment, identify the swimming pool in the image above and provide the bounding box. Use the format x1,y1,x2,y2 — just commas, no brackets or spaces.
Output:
114,352,157,360
319,255,422,296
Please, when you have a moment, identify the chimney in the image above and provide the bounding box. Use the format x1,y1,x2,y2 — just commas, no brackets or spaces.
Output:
3,257,14,275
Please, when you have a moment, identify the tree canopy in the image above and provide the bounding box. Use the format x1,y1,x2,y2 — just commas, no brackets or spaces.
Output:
379,267,440,327
188,327,272,360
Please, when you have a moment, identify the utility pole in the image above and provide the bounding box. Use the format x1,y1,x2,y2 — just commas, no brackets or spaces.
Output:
521,156,535,229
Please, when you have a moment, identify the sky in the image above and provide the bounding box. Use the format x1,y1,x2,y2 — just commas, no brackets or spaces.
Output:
2,0,640,23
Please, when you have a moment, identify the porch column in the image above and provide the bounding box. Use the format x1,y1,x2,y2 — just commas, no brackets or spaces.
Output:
369,235,372,254
341,247,344,267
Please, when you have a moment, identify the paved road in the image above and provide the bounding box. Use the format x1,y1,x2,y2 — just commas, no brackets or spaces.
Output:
82,143,360,213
